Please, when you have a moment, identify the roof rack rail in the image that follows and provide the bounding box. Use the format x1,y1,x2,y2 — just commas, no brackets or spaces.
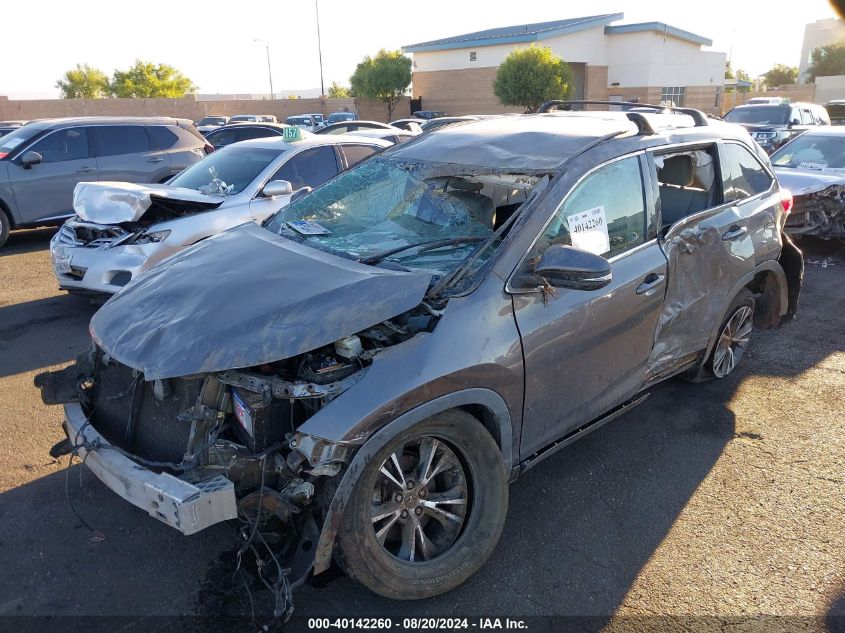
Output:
538,100,710,128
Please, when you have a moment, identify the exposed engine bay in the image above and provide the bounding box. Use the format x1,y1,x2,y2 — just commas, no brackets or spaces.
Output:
788,185,845,239
35,302,442,613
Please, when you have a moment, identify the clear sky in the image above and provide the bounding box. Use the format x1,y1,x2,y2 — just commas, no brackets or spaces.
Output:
1,0,839,99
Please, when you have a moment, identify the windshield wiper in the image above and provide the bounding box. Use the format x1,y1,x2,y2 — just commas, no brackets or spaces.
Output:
358,236,487,265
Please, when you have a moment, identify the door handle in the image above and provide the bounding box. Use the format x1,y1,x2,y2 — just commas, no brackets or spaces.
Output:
147,157,164,163
636,273,665,295
722,225,748,241
76,166,96,173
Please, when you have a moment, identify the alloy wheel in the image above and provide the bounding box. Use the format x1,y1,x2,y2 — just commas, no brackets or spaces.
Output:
712,305,753,378
369,436,469,563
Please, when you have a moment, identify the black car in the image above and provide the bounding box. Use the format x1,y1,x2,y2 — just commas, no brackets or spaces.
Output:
723,102,830,153
412,110,447,120
203,122,292,150
314,120,396,135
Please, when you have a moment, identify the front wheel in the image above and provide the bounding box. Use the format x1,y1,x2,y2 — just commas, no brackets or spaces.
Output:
0,208,10,248
337,410,508,599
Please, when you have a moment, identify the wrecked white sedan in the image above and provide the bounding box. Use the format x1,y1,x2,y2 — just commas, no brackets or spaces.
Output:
771,127,845,239
50,133,391,296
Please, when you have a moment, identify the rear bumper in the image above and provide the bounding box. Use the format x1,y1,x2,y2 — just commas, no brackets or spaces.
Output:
63,402,237,535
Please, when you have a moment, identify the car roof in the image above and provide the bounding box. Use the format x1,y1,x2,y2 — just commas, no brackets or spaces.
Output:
25,116,188,131
346,129,413,138
390,111,750,171
232,133,393,151
213,122,291,130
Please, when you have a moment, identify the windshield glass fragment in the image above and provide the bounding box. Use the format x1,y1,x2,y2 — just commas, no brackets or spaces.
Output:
168,146,283,196
264,157,542,282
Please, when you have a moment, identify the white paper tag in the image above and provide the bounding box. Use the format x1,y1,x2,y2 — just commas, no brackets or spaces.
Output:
287,220,331,235
567,205,610,255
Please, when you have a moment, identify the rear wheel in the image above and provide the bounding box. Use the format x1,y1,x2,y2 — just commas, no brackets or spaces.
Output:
337,410,508,599
0,208,10,248
688,289,755,381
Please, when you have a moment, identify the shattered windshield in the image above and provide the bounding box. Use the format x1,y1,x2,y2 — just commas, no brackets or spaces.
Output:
168,146,282,196
771,135,845,170
263,157,541,281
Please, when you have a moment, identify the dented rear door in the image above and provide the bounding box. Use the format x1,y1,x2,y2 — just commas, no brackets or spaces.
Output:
646,144,763,381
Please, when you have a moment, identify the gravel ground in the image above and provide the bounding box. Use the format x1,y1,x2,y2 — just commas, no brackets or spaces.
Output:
0,228,842,631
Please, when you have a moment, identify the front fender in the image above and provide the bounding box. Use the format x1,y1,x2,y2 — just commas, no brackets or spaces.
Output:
309,388,513,575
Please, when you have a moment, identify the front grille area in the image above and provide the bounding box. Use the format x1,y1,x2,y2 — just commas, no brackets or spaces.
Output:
59,221,130,248
91,358,203,465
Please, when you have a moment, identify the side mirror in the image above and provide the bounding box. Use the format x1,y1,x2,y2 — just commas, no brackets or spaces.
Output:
290,186,313,203
262,179,293,197
21,150,42,168
789,119,800,128
533,244,612,291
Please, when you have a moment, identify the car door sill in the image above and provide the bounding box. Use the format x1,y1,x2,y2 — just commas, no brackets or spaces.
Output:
519,392,651,473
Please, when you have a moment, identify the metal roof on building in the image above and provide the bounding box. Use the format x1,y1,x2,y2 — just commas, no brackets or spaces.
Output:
604,22,712,46
402,13,624,52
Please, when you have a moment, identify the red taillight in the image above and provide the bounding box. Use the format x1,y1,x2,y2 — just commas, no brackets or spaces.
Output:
0,152,7,159
780,189,793,215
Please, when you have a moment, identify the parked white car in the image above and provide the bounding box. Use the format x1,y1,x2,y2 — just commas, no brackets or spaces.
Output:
51,134,391,296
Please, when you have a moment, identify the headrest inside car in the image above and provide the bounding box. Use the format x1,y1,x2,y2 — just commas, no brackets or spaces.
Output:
659,155,695,187
448,178,484,192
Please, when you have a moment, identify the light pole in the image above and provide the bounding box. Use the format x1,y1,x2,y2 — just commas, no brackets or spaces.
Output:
315,0,325,96
254,39,275,99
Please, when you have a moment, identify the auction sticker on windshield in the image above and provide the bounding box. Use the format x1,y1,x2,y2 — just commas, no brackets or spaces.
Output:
567,205,610,255
287,220,332,235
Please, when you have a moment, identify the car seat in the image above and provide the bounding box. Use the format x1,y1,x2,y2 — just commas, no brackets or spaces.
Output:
658,155,709,228
446,178,495,228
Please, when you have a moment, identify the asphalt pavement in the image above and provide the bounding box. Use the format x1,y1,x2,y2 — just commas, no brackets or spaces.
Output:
0,228,843,631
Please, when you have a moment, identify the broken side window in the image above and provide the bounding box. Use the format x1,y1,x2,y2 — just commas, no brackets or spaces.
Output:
653,145,721,230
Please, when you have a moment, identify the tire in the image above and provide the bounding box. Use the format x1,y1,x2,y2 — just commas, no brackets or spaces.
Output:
0,207,10,248
336,409,508,600
687,289,755,382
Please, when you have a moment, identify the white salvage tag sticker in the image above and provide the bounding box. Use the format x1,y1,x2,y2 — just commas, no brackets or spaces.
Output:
567,205,610,255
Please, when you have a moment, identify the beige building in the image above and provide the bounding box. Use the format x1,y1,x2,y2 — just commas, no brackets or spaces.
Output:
798,17,845,83
403,13,727,115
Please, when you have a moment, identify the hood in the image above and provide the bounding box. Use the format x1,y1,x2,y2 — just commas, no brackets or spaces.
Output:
736,122,784,133
89,222,433,380
73,181,225,224
775,167,845,196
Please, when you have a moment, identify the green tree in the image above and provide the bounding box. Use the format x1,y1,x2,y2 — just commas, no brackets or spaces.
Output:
55,63,110,99
110,60,197,98
493,46,574,113
807,43,845,80
327,81,350,98
350,49,412,120
724,61,735,80
762,64,798,87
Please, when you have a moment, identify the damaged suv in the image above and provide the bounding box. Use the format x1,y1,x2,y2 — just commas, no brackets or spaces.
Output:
37,102,802,606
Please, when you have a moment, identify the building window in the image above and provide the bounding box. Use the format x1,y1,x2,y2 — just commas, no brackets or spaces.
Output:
661,86,686,107
469,51,477,62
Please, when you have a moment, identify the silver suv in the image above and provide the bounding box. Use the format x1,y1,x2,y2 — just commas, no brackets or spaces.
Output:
37,102,803,611
0,117,208,247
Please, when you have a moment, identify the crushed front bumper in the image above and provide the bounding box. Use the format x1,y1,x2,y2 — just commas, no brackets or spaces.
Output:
63,402,238,534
